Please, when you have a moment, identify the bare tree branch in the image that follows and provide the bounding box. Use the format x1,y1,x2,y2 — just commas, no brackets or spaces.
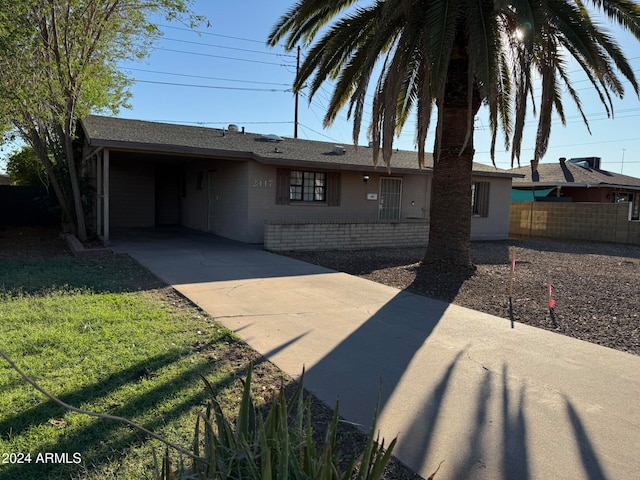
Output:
0,349,207,464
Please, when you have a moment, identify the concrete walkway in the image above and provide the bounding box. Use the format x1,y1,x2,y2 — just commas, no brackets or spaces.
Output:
112,229,640,480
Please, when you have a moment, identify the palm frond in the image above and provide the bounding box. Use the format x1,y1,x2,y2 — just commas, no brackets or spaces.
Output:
556,54,592,134
425,0,463,97
466,0,502,101
267,0,360,49
546,0,631,97
586,0,640,41
267,0,640,172
534,34,559,162
416,62,433,169
561,39,612,118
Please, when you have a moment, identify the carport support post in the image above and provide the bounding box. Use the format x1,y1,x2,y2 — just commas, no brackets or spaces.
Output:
96,153,102,238
103,149,110,246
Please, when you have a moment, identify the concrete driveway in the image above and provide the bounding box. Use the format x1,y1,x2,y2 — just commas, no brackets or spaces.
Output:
112,228,640,480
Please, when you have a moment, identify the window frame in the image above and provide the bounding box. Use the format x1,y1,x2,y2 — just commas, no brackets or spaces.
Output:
276,168,340,206
289,170,327,203
471,181,490,218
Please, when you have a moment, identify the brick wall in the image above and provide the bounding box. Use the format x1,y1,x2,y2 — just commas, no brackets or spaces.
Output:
510,202,639,245
264,219,430,251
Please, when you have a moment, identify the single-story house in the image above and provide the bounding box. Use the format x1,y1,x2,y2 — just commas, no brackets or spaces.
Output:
80,115,518,248
0,174,12,186
510,157,640,220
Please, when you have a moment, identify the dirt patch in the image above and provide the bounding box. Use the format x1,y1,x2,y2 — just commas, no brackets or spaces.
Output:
0,225,70,257
283,239,640,356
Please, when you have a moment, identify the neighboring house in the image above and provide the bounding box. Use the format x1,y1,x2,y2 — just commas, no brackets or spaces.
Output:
510,157,640,220
0,174,12,186
80,115,517,247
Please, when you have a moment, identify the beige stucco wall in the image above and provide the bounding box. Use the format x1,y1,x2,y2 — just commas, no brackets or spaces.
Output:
213,162,249,242
106,154,512,244
470,175,513,240
181,159,250,242
180,161,209,232
246,162,431,243
110,159,155,227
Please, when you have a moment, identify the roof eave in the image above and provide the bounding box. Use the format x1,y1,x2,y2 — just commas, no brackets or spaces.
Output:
514,181,640,190
86,139,254,161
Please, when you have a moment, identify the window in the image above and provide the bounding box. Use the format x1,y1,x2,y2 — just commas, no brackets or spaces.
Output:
472,181,490,217
276,169,340,205
289,171,326,202
615,192,639,220
292,171,323,201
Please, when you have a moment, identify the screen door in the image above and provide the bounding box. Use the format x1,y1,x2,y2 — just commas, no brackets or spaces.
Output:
379,177,402,219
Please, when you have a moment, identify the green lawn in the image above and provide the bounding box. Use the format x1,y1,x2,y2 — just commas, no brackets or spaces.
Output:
0,254,261,480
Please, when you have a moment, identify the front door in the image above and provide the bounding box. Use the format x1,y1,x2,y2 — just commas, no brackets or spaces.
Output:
155,165,180,225
379,177,402,220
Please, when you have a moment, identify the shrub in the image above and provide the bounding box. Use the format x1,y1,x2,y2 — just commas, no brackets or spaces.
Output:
156,365,396,480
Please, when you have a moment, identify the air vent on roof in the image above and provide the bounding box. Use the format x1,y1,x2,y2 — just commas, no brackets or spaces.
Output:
228,124,239,132
333,145,346,155
261,134,284,142
569,157,601,170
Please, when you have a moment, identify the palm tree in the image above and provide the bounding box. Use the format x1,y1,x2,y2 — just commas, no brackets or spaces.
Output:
268,0,640,272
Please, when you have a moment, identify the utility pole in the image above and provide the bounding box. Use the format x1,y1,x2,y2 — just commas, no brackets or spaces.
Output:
294,45,300,139
621,148,626,174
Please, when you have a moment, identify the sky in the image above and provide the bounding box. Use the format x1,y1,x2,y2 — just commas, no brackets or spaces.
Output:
3,0,640,179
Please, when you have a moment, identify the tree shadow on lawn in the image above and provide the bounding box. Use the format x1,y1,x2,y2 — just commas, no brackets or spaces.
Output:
0,345,266,480
0,254,164,296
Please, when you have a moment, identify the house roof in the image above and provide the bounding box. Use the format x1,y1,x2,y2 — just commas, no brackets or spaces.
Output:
80,115,516,178
510,160,640,190
0,174,12,186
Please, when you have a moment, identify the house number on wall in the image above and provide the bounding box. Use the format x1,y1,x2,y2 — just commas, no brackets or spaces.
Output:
252,179,274,187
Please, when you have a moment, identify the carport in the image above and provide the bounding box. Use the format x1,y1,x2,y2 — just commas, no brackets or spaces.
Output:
88,148,196,245
81,116,253,246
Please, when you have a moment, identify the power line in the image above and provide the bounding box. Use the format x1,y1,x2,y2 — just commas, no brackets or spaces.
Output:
477,136,640,157
124,67,291,86
297,123,343,143
162,37,296,58
132,79,290,92
146,119,294,126
159,24,284,48
151,47,295,67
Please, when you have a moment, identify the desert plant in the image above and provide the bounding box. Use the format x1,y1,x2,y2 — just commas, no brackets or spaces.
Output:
158,364,396,480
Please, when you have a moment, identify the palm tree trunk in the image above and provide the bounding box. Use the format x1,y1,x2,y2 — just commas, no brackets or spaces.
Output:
423,34,481,273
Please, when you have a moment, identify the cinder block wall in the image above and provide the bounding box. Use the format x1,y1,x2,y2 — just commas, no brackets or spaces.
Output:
264,219,430,251
510,202,639,245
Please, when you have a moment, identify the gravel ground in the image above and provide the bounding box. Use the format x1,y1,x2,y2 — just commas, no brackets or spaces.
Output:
282,239,640,356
